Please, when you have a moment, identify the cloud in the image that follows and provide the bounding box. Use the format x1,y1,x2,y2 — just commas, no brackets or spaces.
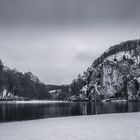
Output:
74,51,96,63
0,0,140,25
0,1,140,84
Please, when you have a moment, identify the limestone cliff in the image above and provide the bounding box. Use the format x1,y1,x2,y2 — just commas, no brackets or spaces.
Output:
70,39,140,101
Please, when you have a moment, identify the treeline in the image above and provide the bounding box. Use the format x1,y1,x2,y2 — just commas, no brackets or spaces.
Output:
70,75,86,96
0,59,52,99
57,85,70,100
47,85,70,100
92,39,140,67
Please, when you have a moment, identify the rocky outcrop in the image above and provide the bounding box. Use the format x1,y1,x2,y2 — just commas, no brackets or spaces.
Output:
102,59,133,97
70,39,140,101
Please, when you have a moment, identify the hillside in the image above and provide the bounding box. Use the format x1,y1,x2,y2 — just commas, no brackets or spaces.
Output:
46,84,70,100
0,60,52,100
69,39,140,101
0,59,71,100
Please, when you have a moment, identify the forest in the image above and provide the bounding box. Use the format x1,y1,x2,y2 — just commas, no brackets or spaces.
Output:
0,59,52,100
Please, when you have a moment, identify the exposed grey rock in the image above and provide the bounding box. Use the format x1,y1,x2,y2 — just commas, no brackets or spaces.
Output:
70,39,140,101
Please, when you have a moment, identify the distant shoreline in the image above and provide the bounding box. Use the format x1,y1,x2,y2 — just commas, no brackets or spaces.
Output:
0,100,68,104
0,98,139,104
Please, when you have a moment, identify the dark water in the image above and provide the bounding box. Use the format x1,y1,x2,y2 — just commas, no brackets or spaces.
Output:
0,101,140,122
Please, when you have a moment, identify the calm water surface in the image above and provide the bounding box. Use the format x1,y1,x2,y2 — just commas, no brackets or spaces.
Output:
0,101,140,122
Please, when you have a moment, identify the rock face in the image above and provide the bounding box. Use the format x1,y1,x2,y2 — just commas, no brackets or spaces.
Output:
102,59,133,97
70,39,140,101
103,61,123,97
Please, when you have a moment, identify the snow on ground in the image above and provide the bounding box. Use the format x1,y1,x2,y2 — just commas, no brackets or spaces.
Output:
0,100,68,104
106,51,132,62
0,113,140,140
15,100,68,104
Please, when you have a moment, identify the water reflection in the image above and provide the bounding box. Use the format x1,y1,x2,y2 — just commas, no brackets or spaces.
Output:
0,101,140,122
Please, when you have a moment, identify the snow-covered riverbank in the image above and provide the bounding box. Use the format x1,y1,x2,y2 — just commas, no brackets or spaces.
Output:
0,113,140,140
0,100,68,104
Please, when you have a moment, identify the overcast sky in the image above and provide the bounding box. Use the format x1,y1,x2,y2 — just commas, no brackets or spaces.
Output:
0,0,140,84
